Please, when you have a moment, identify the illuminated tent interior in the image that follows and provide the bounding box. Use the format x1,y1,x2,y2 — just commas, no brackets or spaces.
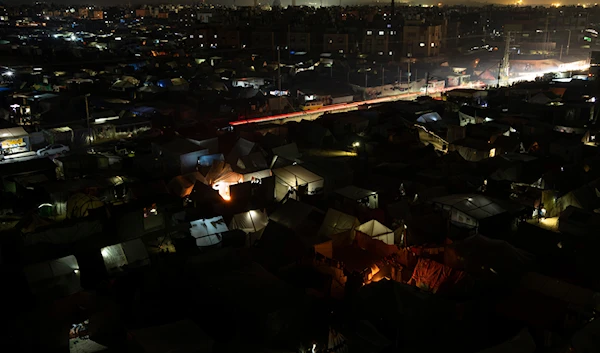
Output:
205,161,243,201
24,255,80,297
272,165,324,201
66,193,104,219
190,216,228,247
228,209,269,247
100,239,150,274
355,220,395,245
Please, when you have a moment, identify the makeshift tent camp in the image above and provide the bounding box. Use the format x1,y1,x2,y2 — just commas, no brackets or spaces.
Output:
66,193,104,218
318,208,360,238
129,320,213,353
355,220,395,245
432,194,506,229
190,216,228,247
167,172,207,198
100,239,150,274
24,255,80,297
205,161,243,201
273,165,324,201
228,209,269,246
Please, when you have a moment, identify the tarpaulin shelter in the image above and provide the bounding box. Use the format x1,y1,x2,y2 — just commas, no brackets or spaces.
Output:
318,208,360,239
334,186,379,210
100,239,150,274
129,320,213,353
408,258,466,294
273,165,324,201
167,172,208,198
24,255,80,298
111,76,139,91
416,112,442,124
190,216,228,247
66,193,104,219
168,77,189,91
229,209,269,247
355,220,395,245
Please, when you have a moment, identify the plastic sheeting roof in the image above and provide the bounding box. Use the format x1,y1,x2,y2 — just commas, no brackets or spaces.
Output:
318,208,359,238
432,194,506,220
416,112,442,124
190,216,227,247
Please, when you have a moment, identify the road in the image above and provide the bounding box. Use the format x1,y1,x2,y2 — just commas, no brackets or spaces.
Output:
230,84,480,126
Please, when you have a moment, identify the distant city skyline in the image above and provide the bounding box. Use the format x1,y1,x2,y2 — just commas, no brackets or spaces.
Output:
0,0,595,7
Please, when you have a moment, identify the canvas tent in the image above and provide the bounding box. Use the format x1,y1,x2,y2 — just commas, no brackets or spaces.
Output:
229,209,269,246
432,194,506,229
335,186,379,209
408,258,466,294
318,208,360,238
273,165,324,201
24,255,80,297
100,239,150,274
355,220,395,245
190,216,228,247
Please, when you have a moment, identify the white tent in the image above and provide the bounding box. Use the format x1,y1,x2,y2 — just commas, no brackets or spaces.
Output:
273,165,324,201
100,239,150,274
356,220,395,245
229,209,269,247
190,216,228,247
318,208,359,238
24,255,80,297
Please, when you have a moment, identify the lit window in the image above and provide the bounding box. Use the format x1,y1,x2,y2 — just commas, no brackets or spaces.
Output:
214,34,217,38
420,42,425,47
199,34,203,38
190,35,194,38
378,31,384,36
378,51,384,55
366,30,372,35
431,42,435,47
389,51,393,55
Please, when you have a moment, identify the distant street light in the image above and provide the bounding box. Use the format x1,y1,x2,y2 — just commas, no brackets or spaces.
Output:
4,71,13,76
